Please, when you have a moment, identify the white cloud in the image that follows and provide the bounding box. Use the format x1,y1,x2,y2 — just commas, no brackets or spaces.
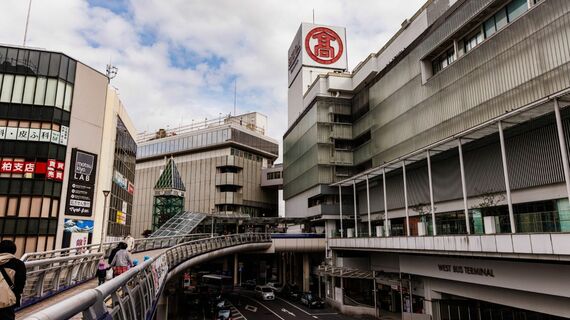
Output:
0,0,426,158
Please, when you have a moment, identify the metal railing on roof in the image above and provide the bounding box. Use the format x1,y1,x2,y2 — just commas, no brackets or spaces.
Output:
23,233,272,320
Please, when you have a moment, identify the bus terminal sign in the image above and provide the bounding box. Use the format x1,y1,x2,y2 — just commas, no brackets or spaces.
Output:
65,149,98,216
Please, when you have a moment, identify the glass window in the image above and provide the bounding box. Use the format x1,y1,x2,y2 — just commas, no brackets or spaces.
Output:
23,76,36,104
48,54,60,77
0,74,14,103
63,83,73,111
34,77,47,105
67,60,76,83
59,56,69,81
28,51,40,75
45,78,57,106
495,8,508,30
507,0,528,22
11,75,25,103
484,17,496,38
38,52,50,76
55,80,65,108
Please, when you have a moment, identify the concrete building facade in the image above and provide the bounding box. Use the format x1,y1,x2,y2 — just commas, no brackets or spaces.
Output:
132,112,279,236
285,0,570,318
0,45,137,255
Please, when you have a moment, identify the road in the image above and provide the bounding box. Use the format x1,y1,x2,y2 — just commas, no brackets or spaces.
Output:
226,289,365,320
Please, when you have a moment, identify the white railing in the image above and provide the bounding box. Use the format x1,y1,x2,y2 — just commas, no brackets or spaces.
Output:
23,233,272,320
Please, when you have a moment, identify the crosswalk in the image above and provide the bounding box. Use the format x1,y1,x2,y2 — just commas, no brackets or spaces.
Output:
229,305,247,320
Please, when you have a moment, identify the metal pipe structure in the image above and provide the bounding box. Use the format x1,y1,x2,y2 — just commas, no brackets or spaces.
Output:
383,168,389,237
339,185,344,238
554,99,570,205
498,121,516,233
457,139,471,234
427,150,436,236
366,176,372,237
353,180,358,237
402,161,410,236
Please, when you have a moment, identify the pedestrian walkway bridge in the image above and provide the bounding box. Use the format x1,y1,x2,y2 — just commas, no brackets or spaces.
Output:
17,233,325,320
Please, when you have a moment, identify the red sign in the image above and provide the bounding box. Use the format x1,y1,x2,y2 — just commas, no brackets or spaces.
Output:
128,182,134,194
24,162,35,173
12,161,25,173
1,160,12,173
305,27,343,65
0,159,63,180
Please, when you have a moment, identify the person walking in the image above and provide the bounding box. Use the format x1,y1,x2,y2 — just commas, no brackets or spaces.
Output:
110,242,132,277
0,240,27,320
96,259,110,285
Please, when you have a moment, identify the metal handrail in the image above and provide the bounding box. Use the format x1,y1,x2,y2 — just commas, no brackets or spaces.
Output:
21,233,210,261
19,233,211,308
23,233,272,320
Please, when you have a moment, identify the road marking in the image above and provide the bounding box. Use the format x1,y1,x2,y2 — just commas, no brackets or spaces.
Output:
245,305,258,312
241,296,285,320
230,306,247,320
281,308,296,317
276,297,337,317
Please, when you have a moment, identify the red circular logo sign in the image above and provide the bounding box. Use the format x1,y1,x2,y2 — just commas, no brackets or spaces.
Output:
305,27,343,65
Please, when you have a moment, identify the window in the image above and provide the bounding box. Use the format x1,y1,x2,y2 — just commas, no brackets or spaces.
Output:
432,48,455,75
1,74,14,102
464,31,484,53
23,76,36,104
507,0,528,21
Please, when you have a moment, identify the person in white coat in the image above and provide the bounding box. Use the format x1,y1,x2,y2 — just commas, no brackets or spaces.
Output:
124,234,135,252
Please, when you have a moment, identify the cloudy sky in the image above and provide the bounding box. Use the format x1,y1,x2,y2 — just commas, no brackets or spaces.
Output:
0,0,425,154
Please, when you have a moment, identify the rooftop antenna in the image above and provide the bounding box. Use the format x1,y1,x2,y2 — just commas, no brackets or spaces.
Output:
233,79,237,116
312,9,315,24
23,0,33,46
106,60,118,80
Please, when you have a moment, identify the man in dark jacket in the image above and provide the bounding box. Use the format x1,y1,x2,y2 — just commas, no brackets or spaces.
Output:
0,240,27,320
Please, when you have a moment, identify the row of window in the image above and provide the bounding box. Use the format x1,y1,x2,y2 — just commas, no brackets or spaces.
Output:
0,178,63,197
137,128,231,158
230,148,264,162
0,119,69,146
0,74,73,110
431,0,534,76
0,103,71,125
0,217,58,236
0,195,59,218
267,171,282,180
0,46,77,83
0,141,67,162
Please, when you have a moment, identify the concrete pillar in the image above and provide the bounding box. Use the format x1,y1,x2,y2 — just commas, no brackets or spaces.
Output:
302,253,310,292
156,294,168,320
403,161,410,236
427,150,436,236
339,185,344,238
498,121,516,233
223,257,229,272
233,253,239,286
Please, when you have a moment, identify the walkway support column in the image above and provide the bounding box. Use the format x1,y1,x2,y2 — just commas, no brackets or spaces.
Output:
554,99,570,204
427,150,436,236
383,168,389,237
403,161,410,236
233,253,239,286
338,185,344,238
353,180,359,237
366,176,372,237
458,139,471,234
498,121,516,233
302,253,310,292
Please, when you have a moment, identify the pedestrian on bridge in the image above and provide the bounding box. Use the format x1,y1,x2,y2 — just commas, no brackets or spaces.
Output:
0,240,26,320
124,234,135,252
110,242,132,277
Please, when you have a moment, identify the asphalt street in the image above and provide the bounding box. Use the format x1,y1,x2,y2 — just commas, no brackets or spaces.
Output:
226,289,365,320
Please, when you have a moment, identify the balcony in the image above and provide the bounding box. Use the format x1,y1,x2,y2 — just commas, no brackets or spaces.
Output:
329,233,570,261
331,150,353,165
214,192,243,205
215,172,242,186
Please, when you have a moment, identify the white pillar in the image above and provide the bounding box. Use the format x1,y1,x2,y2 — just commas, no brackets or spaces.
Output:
353,180,359,238
427,150,436,236
383,168,389,237
498,121,516,233
338,185,344,238
457,139,471,234
366,176,372,237
403,161,410,236
554,99,570,204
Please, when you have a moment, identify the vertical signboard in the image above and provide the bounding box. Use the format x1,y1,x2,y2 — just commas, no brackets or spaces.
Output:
65,149,98,216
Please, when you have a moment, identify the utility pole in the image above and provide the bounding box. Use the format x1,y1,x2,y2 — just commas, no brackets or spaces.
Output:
23,0,33,46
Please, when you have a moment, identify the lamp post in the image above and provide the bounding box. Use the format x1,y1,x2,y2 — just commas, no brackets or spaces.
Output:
100,190,110,249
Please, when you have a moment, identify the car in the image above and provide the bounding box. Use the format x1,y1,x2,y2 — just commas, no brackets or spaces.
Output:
254,285,275,301
266,282,284,293
299,292,324,309
288,289,302,301
242,279,256,290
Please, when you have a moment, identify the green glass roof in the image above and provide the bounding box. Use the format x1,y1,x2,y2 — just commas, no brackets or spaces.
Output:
154,157,186,191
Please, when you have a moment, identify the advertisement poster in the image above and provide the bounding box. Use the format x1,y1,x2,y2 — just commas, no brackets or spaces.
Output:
62,218,94,249
65,149,98,216
151,255,169,298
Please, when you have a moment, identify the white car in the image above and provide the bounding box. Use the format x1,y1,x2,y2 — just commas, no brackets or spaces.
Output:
255,285,275,300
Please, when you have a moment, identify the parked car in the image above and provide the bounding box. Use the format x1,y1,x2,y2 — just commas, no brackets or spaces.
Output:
299,292,324,308
266,282,284,293
255,285,275,301
243,279,256,290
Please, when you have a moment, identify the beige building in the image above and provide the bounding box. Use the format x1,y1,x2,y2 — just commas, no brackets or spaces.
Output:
132,112,279,236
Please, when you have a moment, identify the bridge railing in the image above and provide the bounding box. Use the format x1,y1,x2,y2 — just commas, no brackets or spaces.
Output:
21,233,210,262
19,233,211,308
24,233,271,320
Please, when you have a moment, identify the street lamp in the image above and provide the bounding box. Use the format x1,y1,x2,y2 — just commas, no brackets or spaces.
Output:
100,190,111,249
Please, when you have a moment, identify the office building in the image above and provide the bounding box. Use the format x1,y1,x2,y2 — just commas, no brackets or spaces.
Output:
285,0,570,318
0,45,136,255
132,112,279,236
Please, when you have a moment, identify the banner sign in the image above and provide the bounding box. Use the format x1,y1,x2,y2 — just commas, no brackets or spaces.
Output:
0,159,64,181
0,125,69,145
65,149,98,217
151,255,169,298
